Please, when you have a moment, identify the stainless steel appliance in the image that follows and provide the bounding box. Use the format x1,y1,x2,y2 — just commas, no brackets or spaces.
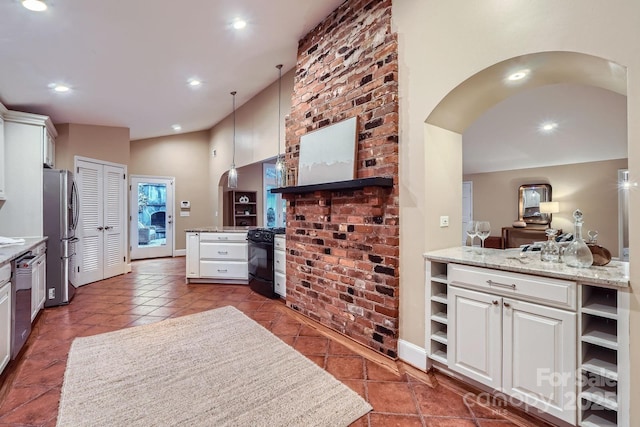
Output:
247,228,285,299
11,254,33,359
43,168,79,307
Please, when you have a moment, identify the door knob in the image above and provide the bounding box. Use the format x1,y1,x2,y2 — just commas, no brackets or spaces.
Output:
97,226,104,231
104,226,112,230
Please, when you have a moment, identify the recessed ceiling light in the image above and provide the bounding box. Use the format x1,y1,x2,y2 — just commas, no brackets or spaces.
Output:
171,124,182,132
22,0,47,12
540,121,558,133
507,69,530,81
232,19,247,30
49,83,71,93
187,78,202,88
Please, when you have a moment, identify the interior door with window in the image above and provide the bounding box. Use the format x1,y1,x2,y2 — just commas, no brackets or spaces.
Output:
130,176,174,260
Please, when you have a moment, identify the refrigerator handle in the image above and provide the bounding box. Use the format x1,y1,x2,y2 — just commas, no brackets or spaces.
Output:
71,180,80,230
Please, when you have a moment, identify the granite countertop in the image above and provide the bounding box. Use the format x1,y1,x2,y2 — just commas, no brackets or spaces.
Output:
424,246,629,288
184,226,252,233
0,237,48,267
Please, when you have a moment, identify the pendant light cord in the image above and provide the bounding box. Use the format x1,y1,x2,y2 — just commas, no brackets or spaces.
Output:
231,91,236,166
276,64,283,159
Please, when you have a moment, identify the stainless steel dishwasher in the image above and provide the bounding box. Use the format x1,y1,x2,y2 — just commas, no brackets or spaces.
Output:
12,253,34,359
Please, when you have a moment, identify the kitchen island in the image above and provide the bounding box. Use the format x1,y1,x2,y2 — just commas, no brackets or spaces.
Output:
185,227,250,284
423,247,630,427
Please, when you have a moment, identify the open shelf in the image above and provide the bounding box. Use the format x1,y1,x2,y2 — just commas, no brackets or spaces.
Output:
430,292,448,304
582,345,618,381
582,315,618,351
582,287,617,320
580,385,618,412
430,330,448,345
580,407,617,427
431,273,447,284
430,312,448,325
271,177,393,195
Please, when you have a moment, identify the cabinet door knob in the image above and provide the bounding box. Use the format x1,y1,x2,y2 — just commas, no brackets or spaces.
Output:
503,302,511,308
492,300,499,305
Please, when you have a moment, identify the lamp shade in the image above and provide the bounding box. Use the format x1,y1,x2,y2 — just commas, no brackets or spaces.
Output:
539,201,560,214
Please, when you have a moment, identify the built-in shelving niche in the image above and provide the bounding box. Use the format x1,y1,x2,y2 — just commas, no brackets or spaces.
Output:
427,261,448,365
579,285,619,427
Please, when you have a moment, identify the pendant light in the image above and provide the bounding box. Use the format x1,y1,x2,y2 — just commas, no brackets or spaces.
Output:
274,64,287,188
228,91,238,189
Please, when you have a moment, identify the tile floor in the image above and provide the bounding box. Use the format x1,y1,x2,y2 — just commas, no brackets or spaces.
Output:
0,257,547,426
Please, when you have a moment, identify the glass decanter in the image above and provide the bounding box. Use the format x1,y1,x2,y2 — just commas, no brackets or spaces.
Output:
563,209,593,268
540,228,560,262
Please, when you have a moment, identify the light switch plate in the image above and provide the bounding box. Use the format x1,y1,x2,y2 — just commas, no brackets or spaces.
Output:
440,216,449,227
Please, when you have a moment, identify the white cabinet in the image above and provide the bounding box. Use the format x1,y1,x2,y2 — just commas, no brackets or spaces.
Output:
446,265,577,425
0,116,5,201
186,232,200,278
186,231,248,284
1,264,12,374
274,235,286,298
43,129,55,168
0,108,57,237
578,285,629,426
30,243,46,322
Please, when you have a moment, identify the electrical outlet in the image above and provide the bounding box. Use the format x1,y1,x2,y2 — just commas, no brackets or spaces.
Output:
439,216,449,227
48,288,55,299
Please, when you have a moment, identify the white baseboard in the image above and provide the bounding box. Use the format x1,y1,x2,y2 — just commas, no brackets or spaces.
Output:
174,249,186,257
126,263,132,273
398,339,427,371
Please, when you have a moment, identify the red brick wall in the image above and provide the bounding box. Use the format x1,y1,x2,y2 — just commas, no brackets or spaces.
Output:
284,0,399,358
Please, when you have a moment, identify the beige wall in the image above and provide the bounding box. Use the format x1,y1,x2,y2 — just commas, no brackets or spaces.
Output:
465,158,628,257
55,123,130,170
209,69,294,227
129,130,212,250
393,0,640,415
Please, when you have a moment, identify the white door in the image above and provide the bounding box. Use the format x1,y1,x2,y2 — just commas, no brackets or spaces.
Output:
130,176,174,260
448,286,502,389
462,181,473,245
76,159,127,286
502,298,577,424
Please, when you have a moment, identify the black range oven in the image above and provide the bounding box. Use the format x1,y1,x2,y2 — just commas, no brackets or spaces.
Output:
247,228,285,299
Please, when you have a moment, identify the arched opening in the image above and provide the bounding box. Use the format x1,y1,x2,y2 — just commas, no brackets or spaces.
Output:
424,51,628,255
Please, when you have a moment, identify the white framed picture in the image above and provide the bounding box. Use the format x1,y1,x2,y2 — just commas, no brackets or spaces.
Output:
297,117,357,185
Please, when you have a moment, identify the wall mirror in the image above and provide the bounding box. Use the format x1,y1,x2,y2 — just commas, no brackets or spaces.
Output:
518,184,552,225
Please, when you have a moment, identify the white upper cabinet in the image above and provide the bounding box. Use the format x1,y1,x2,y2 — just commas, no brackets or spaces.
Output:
0,104,57,237
0,115,5,200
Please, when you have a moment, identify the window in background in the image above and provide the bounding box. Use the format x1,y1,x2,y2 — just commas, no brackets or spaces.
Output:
263,163,285,228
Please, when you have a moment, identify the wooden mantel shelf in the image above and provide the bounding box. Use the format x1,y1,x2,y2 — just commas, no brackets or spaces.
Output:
270,177,394,195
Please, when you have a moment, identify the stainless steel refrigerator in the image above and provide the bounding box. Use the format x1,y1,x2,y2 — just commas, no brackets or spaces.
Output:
43,168,79,307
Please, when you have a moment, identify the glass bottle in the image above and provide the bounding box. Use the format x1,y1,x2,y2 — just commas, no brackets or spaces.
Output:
540,228,560,262
564,209,593,268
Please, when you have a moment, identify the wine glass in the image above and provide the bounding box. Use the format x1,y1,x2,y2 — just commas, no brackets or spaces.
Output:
476,221,491,248
465,221,478,248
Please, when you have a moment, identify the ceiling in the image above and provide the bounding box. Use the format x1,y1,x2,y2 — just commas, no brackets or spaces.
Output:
0,0,343,140
463,83,628,174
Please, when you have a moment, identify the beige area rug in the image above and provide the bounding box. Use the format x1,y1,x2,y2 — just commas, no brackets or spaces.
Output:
57,306,372,427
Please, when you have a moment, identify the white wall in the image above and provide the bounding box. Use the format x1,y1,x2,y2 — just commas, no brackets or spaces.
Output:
393,0,640,417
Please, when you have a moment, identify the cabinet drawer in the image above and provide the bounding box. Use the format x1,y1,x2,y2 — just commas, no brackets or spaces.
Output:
448,264,576,310
200,232,247,243
33,243,46,256
200,261,248,280
274,236,286,251
274,271,286,297
274,249,286,274
200,242,247,260
0,264,10,283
